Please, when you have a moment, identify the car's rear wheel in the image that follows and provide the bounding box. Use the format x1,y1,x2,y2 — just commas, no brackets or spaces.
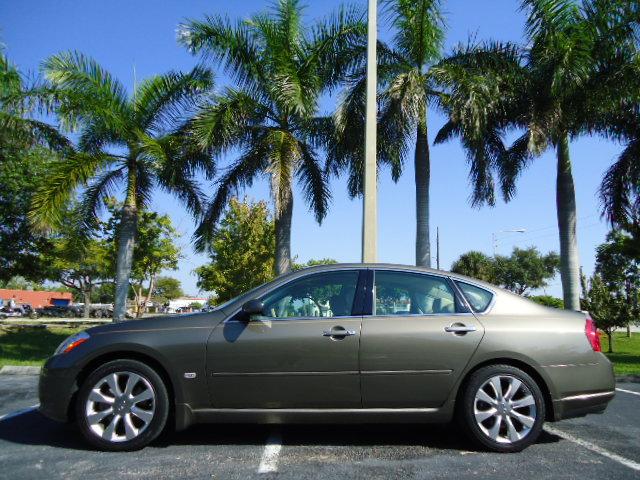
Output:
75,359,169,451
458,364,545,452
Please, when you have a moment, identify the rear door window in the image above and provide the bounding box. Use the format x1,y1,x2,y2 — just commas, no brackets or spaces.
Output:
374,271,459,315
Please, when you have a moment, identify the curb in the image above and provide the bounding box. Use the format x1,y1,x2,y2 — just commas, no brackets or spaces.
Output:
616,375,640,384
0,366,42,375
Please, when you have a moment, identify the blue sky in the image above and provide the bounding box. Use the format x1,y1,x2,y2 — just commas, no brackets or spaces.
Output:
1,0,623,297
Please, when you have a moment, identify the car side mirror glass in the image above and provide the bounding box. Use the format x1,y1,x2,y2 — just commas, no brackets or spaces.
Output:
242,299,265,317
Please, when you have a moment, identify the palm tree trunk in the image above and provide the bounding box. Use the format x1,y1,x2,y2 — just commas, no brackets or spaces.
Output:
274,186,293,276
556,135,581,311
113,170,138,322
415,112,431,268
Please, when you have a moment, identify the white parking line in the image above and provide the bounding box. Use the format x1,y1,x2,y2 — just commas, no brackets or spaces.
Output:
257,430,282,474
0,404,39,422
616,387,640,397
545,425,640,472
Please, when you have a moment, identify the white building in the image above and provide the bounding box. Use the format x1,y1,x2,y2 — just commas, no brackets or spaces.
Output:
166,297,207,313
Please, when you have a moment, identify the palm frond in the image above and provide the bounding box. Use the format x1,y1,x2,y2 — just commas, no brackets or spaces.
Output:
382,0,446,67
522,0,581,41
138,133,208,216
134,66,214,133
189,87,271,153
498,131,536,201
305,3,366,90
297,142,331,224
265,129,299,216
30,151,116,229
78,167,125,230
178,15,264,95
42,51,131,133
600,139,640,227
193,139,270,252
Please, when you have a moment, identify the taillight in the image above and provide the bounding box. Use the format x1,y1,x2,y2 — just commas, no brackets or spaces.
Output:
585,314,601,352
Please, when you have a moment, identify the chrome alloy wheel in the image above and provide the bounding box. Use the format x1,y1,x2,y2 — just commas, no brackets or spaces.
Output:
473,375,537,444
85,371,156,442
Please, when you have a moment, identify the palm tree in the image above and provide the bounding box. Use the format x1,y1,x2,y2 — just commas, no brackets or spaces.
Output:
435,0,638,310
178,0,365,275
30,52,214,321
329,0,446,268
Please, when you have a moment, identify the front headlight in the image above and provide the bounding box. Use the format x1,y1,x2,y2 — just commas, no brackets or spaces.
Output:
54,331,90,355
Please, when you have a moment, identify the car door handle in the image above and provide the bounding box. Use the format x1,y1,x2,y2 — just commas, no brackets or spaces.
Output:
322,327,356,338
444,324,477,334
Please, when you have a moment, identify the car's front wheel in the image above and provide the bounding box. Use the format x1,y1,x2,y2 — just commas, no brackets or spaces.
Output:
76,359,169,451
458,364,545,452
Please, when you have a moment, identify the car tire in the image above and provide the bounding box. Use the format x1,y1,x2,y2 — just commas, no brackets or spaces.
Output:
457,364,545,453
75,359,170,451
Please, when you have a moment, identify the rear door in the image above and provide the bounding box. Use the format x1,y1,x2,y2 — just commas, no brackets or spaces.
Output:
207,269,365,408
360,269,484,408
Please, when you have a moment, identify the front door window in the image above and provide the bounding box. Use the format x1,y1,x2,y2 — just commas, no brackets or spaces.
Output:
261,270,360,319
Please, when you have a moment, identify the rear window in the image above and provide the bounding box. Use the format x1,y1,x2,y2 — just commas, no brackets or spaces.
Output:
455,281,493,312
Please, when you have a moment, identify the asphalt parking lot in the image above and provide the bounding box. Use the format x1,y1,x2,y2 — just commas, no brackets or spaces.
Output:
0,375,638,480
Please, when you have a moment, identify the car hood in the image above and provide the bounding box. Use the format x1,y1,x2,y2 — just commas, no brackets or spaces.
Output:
87,311,226,335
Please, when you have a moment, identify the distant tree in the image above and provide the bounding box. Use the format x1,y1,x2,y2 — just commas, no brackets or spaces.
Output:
582,274,633,353
451,247,558,295
91,283,115,304
189,302,204,310
494,247,559,295
292,258,338,271
596,230,640,336
450,251,496,283
0,276,45,291
154,276,184,303
527,295,563,309
46,204,111,318
196,198,275,304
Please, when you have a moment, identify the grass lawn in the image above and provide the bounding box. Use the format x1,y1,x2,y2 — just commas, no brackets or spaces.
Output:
601,332,640,376
0,326,84,367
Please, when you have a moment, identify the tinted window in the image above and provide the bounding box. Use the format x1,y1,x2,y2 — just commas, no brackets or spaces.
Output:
374,271,457,315
455,281,494,312
261,271,359,319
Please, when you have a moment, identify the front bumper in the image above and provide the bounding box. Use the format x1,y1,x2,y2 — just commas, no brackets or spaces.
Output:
38,357,81,422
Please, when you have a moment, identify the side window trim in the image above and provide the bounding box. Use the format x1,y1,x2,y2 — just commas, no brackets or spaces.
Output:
368,269,470,317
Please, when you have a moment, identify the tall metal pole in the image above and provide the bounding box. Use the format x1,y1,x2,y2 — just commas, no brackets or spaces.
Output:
436,227,440,270
362,0,378,263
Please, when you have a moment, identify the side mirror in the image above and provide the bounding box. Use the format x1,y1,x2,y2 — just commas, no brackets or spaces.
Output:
242,299,265,316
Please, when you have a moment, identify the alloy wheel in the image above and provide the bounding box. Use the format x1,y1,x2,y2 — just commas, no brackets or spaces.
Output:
473,374,537,444
85,371,156,442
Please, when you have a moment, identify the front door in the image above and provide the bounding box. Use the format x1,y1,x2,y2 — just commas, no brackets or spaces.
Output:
360,270,484,408
207,269,364,408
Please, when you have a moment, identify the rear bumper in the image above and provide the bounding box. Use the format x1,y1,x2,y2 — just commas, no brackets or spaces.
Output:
543,353,616,421
38,358,80,422
552,390,615,420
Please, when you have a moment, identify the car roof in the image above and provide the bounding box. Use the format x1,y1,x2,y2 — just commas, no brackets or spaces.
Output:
288,263,496,290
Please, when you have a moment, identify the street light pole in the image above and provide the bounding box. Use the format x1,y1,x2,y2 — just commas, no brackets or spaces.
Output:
492,229,526,255
362,0,377,263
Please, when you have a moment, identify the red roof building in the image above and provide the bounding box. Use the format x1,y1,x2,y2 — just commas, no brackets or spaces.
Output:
0,289,73,308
